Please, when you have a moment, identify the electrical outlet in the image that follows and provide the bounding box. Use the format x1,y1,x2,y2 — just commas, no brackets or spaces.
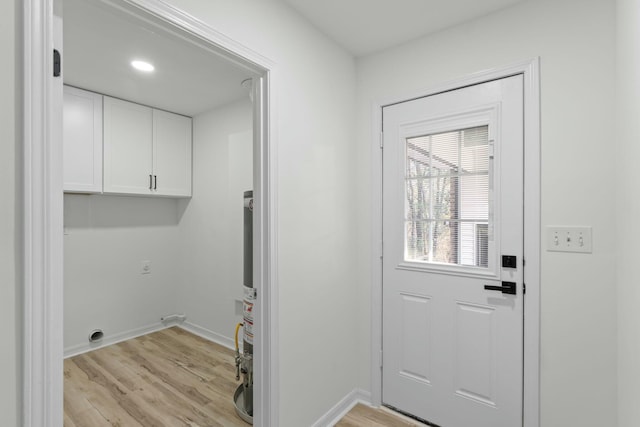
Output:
546,226,592,253
141,260,151,274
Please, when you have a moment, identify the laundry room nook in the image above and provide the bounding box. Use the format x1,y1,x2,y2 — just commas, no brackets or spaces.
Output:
61,0,258,423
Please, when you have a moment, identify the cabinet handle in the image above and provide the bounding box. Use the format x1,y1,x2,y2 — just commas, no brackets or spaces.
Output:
154,175,157,190
149,174,153,190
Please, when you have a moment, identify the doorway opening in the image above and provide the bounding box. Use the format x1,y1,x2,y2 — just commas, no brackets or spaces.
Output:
23,0,277,425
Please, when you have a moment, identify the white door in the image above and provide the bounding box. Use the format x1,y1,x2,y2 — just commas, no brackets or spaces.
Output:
382,75,524,427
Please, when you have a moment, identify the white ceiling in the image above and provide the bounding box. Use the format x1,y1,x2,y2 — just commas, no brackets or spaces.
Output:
62,0,526,115
63,0,256,117
281,0,526,56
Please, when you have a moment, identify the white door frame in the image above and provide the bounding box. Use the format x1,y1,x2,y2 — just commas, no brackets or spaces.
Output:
370,58,540,427
23,1,279,426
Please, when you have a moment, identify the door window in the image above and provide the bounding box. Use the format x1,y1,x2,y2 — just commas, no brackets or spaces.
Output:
404,125,490,268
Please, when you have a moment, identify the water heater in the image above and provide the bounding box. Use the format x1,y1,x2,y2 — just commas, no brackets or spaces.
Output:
234,190,254,424
243,190,253,290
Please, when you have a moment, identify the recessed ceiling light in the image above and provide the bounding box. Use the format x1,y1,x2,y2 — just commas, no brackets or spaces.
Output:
131,60,155,72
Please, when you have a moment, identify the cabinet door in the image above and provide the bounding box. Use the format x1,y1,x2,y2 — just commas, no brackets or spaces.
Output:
63,86,103,193
152,109,192,197
103,97,153,194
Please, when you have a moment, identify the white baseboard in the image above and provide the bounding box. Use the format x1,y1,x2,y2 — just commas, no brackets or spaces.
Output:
178,321,236,351
63,319,237,359
311,388,372,427
63,321,168,359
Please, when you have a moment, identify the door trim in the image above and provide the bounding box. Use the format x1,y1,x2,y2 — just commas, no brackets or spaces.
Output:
23,1,280,426
370,58,540,427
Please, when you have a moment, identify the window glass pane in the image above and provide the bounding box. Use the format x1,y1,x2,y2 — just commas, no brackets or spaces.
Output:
405,178,432,220
458,175,489,221
405,220,430,261
476,224,489,268
404,125,490,268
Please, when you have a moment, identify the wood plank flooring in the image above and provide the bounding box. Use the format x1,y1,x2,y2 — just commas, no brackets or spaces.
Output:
64,327,247,426
65,327,426,426
336,404,428,427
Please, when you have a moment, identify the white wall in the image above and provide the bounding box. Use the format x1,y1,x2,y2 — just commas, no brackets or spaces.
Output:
176,98,252,345
0,0,19,424
161,2,358,425
617,0,640,425
355,0,617,425
63,195,181,352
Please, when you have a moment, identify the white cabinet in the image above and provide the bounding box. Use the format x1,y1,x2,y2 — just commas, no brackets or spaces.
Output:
103,97,153,194
152,110,192,197
63,86,103,193
103,96,192,197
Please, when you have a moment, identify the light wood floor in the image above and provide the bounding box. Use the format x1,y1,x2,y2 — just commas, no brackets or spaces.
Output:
64,327,246,426
65,327,426,426
336,404,428,427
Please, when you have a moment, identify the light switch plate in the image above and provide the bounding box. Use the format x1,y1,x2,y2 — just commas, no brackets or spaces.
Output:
546,226,592,253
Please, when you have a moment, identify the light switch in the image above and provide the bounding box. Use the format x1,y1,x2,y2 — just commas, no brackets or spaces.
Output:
546,226,592,253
